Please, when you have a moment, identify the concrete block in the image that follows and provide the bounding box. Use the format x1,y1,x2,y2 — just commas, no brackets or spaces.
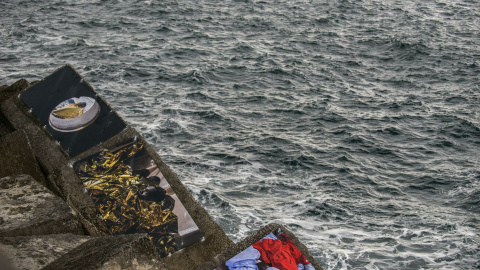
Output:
196,223,323,270
0,248,17,270
1,98,111,236
0,79,24,137
0,79,29,103
0,110,14,137
0,233,92,270
0,175,84,238
0,130,46,186
43,234,165,270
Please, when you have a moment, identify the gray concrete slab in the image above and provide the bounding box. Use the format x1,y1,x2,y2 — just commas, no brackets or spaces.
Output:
43,234,165,270
0,175,84,238
196,223,323,270
1,97,111,236
0,130,46,186
0,233,92,270
0,110,14,137
0,79,29,103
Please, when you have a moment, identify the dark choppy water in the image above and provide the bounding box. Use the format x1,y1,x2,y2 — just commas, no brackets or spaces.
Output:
1,0,480,268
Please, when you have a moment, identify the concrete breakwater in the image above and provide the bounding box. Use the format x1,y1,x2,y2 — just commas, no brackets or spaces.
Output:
0,66,322,270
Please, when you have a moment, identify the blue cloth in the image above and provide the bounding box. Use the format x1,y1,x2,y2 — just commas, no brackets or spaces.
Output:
300,263,315,270
259,232,277,242
226,246,261,270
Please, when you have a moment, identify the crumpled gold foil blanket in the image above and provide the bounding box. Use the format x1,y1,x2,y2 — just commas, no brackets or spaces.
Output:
52,103,85,119
75,141,178,257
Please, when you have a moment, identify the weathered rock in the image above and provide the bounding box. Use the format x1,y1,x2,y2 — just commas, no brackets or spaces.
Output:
0,79,29,103
0,233,92,270
0,130,46,186
0,81,18,137
0,175,84,238
0,110,14,137
196,223,323,270
43,234,165,270
0,248,16,270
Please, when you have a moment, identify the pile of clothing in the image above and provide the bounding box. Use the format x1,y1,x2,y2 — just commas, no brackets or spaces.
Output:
225,233,315,270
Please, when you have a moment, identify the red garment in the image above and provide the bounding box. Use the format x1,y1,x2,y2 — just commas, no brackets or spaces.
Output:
252,235,310,270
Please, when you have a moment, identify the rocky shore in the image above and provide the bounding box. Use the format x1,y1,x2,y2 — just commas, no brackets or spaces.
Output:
0,76,322,270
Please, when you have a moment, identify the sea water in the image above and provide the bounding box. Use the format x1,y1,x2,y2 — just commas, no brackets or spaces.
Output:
1,0,479,268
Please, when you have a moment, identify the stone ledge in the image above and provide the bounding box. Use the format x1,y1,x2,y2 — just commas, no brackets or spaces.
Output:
0,79,29,103
0,79,30,138
0,233,92,270
43,234,165,270
0,110,14,137
0,175,84,238
1,97,111,236
0,130,47,187
196,223,323,270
